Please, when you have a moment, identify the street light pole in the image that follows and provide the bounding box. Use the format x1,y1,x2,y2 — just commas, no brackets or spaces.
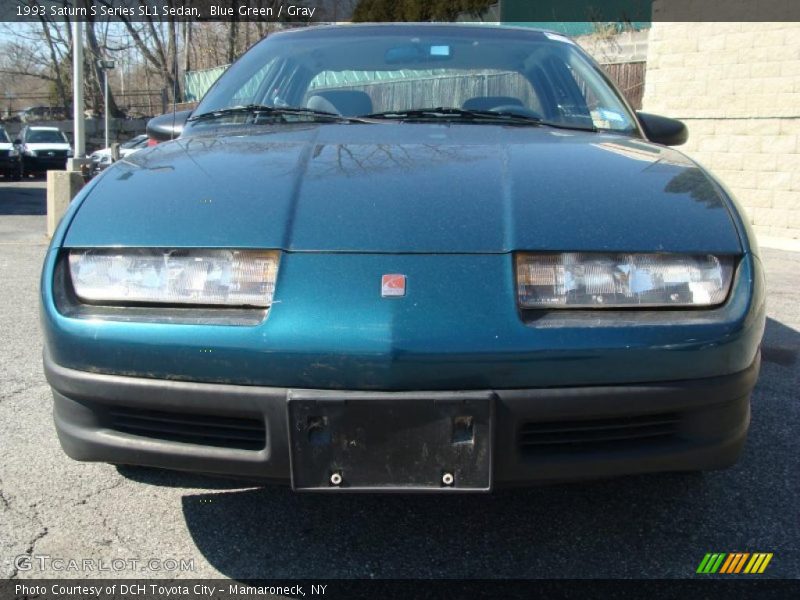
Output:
97,59,116,150
104,68,109,149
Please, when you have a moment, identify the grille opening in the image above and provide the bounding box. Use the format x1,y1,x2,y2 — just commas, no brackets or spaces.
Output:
108,407,266,451
519,413,680,454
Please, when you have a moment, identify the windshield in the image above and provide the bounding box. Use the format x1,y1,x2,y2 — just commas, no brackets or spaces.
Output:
193,26,637,133
26,129,68,144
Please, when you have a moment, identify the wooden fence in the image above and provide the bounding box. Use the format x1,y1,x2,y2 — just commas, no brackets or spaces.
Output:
602,61,646,110
311,71,541,115
307,62,647,115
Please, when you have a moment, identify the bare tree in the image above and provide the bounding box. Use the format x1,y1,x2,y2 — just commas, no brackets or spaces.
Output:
37,9,70,112
85,17,127,116
1,1,289,119
228,0,239,64
0,7,73,113
99,0,183,102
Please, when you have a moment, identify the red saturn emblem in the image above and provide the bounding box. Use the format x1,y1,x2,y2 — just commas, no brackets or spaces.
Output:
381,274,406,297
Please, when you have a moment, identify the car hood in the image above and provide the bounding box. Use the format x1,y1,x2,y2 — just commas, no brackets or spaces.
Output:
63,124,741,254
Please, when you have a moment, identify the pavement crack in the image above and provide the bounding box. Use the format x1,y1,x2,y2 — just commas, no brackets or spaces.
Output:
0,383,50,403
74,477,125,507
9,526,49,580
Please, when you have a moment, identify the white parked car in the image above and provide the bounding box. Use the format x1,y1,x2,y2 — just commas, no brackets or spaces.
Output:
13,125,73,178
90,134,149,176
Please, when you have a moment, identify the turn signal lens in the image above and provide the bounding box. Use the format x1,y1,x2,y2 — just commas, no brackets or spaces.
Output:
516,253,734,308
69,249,279,307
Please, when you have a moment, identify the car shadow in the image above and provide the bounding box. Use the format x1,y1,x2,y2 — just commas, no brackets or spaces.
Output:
115,465,258,491
761,316,799,368
117,316,799,579
0,179,46,215
174,472,721,580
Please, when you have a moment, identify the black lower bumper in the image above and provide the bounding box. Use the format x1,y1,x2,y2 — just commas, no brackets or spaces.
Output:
44,352,759,488
0,156,16,172
23,155,67,172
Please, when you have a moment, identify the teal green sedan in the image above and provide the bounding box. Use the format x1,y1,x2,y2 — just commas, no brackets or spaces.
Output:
41,24,765,491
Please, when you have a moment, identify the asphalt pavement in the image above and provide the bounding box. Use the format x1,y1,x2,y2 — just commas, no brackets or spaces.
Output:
0,179,798,580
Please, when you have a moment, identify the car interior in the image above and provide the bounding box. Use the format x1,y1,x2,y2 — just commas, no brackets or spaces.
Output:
306,90,374,116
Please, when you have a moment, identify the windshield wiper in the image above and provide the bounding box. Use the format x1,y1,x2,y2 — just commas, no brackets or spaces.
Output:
189,104,597,132
363,107,542,125
187,104,366,124
363,107,597,131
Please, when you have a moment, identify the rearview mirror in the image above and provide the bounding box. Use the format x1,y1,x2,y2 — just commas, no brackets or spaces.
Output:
637,112,688,146
385,43,452,65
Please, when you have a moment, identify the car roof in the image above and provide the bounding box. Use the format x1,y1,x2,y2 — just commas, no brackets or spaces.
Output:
272,22,557,40
26,126,62,131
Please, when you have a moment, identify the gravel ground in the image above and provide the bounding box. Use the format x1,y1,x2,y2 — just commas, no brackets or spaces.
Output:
0,180,798,580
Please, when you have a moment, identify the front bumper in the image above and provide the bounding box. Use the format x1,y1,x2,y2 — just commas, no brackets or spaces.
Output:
45,351,759,487
23,154,68,171
0,154,16,170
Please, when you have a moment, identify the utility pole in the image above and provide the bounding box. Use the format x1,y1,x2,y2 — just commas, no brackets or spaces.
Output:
71,20,85,162
52,15,87,239
104,65,109,149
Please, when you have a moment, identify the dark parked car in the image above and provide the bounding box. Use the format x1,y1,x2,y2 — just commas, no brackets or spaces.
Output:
0,126,15,178
14,125,72,177
41,25,764,492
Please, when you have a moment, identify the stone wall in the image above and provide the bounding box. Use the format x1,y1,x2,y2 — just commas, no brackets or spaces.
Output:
642,20,800,240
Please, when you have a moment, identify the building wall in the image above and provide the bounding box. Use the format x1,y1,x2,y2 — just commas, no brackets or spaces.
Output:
643,21,800,240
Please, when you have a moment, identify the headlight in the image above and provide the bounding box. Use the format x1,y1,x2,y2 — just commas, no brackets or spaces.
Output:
67,148,74,157
68,249,279,307
23,147,36,157
516,253,734,308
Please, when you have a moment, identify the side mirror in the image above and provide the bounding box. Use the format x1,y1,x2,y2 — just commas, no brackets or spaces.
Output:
146,109,192,143
637,112,688,146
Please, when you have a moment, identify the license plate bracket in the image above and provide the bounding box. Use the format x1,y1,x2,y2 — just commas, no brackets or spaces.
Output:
287,391,494,492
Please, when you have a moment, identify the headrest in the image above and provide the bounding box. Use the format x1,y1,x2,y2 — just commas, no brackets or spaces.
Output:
307,90,373,116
